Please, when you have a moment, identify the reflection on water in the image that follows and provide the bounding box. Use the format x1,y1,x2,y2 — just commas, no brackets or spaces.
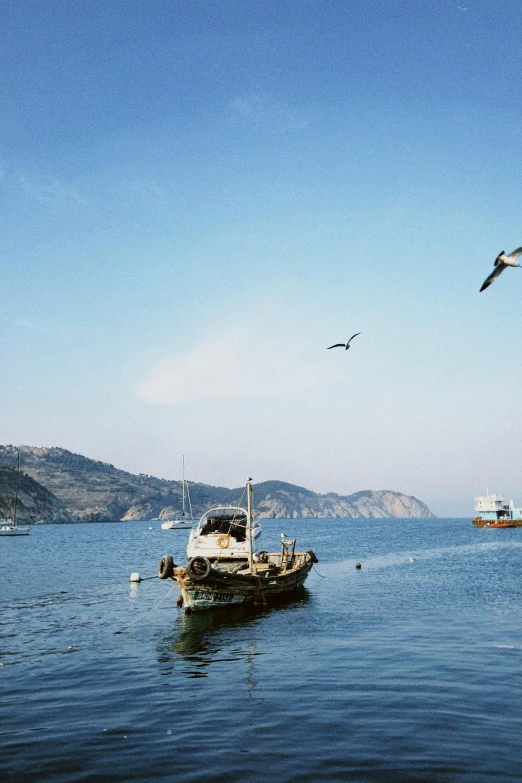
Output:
156,590,311,677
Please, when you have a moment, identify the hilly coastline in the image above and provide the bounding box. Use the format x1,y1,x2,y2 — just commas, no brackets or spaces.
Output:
0,465,72,524
0,446,435,523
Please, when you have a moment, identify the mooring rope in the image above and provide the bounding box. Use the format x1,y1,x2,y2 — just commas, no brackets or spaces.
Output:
113,584,177,634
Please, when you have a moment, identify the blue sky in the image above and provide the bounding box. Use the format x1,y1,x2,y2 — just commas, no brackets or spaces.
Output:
1,0,522,515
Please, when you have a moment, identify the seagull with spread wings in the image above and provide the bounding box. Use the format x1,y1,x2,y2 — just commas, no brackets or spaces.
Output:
480,248,522,292
328,333,361,351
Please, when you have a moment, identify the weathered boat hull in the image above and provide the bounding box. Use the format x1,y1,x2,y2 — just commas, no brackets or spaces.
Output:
172,552,317,612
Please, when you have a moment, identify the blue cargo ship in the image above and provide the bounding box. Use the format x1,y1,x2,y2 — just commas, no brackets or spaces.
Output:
473,493,522,527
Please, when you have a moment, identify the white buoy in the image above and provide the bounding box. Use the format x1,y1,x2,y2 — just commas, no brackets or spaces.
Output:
129,572,142,583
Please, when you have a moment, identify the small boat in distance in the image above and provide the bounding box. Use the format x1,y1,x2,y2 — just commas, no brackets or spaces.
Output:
472,493,522,528
0,523,30,536
158,479,318,611
161,455,193,530
0,453,30,536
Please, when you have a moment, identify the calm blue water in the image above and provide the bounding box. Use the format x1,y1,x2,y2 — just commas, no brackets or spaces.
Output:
2,518,522,783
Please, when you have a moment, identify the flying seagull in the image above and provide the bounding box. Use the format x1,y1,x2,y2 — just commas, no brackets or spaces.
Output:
480,248,522,292
328,332,361,350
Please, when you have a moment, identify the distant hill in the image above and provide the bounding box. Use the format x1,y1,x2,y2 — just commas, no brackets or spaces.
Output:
252,481,434,518
0,446,435,522
0,465,72,524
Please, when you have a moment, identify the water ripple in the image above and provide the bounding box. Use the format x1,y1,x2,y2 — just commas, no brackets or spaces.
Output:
2,519,522,783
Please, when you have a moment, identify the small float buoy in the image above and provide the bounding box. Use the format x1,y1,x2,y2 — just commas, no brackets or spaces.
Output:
355,562,362,569
129,572,142,583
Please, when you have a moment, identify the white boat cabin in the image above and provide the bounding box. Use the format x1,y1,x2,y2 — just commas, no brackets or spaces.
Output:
187,505,261,560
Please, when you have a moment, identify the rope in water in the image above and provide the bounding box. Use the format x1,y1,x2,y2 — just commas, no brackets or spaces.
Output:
114,584,177,634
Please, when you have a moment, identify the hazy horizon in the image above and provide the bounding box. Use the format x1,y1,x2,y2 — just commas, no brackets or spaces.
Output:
2,1,521,519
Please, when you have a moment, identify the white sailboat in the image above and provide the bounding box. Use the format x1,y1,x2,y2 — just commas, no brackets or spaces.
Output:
0,453,30,536
161,455,194,530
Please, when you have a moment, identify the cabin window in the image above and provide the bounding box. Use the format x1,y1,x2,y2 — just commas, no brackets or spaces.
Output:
200,515,247,542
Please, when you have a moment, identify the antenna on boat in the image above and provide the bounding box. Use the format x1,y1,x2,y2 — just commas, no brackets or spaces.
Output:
247,477,254,573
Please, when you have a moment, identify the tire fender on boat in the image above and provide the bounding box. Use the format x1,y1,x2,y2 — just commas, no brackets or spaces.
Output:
187,556,211,581
158,555,174,579
217,534,230,549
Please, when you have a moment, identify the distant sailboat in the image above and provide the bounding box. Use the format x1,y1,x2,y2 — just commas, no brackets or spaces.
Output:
0,452,30,536
161,456,194,530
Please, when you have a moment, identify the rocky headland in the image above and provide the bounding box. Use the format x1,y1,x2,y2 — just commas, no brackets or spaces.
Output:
0,445,435,523
0,464,72,524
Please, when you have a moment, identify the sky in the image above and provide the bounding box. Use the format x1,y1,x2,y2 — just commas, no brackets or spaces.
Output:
1,0,522,516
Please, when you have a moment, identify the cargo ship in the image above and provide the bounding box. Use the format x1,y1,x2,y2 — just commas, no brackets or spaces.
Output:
472,493,522,528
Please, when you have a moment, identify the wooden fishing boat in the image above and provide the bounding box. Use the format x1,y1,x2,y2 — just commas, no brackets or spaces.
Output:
158,479,318,611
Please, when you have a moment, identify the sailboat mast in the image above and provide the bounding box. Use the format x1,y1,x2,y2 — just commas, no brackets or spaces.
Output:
182,455,185,518
13,451,19,526
247,478,254,572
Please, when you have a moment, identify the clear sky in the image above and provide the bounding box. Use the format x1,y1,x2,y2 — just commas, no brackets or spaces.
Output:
1,0,521,516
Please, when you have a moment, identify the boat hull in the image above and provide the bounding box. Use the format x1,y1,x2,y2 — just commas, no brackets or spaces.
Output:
181,587,247,610
473,517,521,528
0,525,30,536
173,552,317,612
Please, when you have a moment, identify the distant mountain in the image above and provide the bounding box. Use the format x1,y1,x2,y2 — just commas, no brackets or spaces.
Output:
0,465,72,524
0,446,435,522
252,481,434,519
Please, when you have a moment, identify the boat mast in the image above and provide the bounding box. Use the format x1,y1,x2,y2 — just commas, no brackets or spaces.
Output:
182,455,185,518
247,478,254,572
13,451,19,527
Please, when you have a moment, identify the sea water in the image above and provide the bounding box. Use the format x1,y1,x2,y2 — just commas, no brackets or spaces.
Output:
2,518,522,783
